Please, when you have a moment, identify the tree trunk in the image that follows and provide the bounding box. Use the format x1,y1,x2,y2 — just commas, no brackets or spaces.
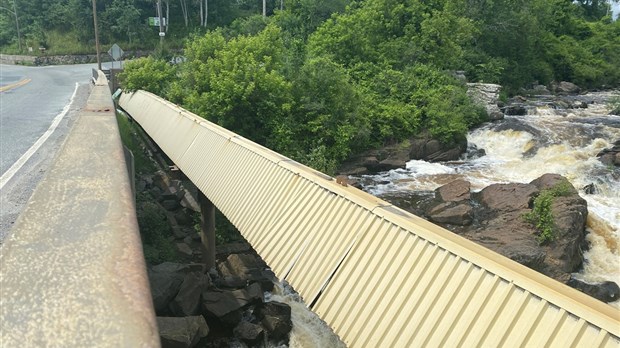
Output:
204,0,208,27
165,0,170,33
180,0,188,27
198,0,203,27
263,0,266,17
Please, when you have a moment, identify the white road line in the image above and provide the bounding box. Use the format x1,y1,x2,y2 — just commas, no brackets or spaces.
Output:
0,83,79,190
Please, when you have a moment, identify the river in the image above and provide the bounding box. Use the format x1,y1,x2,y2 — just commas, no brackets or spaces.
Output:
358,91,620,308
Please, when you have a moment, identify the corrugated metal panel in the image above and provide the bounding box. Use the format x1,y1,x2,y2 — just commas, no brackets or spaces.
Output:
119,90,620,347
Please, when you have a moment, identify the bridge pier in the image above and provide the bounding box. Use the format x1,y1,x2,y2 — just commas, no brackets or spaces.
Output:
198,191,216,271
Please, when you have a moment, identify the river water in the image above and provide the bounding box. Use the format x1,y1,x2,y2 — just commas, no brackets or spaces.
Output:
359,91,620,308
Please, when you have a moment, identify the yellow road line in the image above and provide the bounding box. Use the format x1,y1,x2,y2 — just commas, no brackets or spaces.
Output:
0,78,31,92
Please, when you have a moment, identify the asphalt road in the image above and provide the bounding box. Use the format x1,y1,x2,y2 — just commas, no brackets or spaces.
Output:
0,63,113,241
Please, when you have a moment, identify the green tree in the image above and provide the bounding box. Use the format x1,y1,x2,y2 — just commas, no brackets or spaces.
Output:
174,25,294,148
118,56,176,95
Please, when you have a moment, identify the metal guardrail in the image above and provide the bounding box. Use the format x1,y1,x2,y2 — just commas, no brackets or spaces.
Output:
0,72,159,347
120,90,620,347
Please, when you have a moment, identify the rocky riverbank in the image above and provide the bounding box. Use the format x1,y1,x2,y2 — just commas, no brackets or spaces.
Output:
345,84,620,304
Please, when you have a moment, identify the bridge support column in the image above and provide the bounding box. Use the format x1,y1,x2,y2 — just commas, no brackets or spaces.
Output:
198,191,216,271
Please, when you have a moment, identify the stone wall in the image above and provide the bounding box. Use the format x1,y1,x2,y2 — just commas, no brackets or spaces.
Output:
0,54,36,65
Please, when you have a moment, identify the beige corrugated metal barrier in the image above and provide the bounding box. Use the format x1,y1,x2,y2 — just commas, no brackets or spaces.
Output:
120,90,620,347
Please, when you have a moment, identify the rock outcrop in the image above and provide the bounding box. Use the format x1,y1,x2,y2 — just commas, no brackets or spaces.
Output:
467,83,504,121
339,135,467,175
148,253,293,346
413,174,611,297
157,316,209,348
597,140,620,167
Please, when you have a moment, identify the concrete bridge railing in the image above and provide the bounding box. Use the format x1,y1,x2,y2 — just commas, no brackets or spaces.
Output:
0,72,159,347
120,90,620,347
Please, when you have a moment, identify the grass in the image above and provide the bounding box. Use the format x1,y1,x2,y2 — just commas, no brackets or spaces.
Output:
116,111,156,175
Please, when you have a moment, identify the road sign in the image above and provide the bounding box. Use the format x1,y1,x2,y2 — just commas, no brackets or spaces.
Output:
148,17,166,26
108,44,124,61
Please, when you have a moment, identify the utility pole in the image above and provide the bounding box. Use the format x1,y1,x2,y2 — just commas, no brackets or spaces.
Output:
157,0,164,51
91,0,101,70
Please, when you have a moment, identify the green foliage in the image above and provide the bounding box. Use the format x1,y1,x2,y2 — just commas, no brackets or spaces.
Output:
116,111,156,174
138,199,177,264
524,181,574,244
178,25,293,147
118,56,176,96
193,210,243,245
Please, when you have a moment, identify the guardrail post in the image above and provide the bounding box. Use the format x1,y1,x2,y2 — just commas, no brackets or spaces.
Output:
198,191,216,270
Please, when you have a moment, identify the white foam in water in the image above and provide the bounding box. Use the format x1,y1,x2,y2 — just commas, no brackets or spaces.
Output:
265,283,346,348
358,92,620,306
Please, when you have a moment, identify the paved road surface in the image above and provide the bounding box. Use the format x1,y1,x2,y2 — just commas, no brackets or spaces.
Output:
0,63,115,241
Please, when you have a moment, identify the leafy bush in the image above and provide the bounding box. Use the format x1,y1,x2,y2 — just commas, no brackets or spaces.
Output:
524,182,574,244
137,200,177,264
118,57,176,96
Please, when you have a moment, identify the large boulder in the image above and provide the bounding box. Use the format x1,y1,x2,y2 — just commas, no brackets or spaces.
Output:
234,321,265,346
410,136,467,162
436,179,471,202
202,283,264,325
255,301,293,342
567,278,620,303
477,183,539,215
596,140,620,167
218,253,275,291
148,263,191,315
157,316,209,348
170,272,211,317
553,81,581,95
417,174,590,283
427,202,473,226
467,83,504,121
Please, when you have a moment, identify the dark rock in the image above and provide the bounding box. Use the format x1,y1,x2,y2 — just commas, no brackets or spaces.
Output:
233,321,265,346
162,199,181,211
502,105,528,116
427,203,473,226
583,183,597,194
410,137,467,163
202,283,264,325
477,183,539,214
530,173,578,194
555,81,581,94
567,278,620,303
499,242,546,270
157,316,209,348
531,85,551,95
218,253,266,280
573,101,588,109
174,208,194,226
170,272,211,317
176,243,194,258
546,194,588,274
255,301,292,341
436,180,471,202
216,276,248,289
149,263,190,314
162,185,185,201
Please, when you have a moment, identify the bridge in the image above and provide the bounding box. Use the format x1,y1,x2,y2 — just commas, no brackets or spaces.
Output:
2,72,619,347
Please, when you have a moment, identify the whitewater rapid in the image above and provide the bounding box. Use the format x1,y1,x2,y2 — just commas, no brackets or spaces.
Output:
361,92,620,307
